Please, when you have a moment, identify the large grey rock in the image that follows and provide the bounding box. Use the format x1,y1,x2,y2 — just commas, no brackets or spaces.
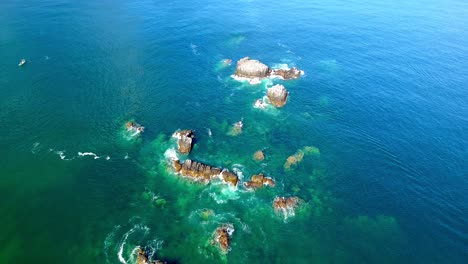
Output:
235,57,271,78
267,84,289,107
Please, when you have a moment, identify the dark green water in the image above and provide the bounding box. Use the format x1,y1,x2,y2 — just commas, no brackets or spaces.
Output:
1,0,467,263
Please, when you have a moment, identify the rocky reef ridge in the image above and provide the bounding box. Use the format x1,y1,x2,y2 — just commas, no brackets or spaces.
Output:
172,159,239,187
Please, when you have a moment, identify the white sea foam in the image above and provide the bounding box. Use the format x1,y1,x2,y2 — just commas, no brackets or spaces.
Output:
124,153,129,159
207,128,212,137
230,74,262,85
31,142,40,154
190,43,199,55
164,147,179,161
106,156,110,160
117,225,150,264
78,152,100,159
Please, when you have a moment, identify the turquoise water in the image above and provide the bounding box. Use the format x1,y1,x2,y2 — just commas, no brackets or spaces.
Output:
1,0,467,263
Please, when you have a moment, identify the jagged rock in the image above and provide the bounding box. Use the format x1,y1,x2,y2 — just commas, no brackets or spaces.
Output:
235,57,271,78
273,196,303,219
271,67,303,80
223,59,232,65
212,224,234,253
253,150,265,161
267,84,289,107
136,247,167,264
173,130,195,154
173,159,182,172
221,170,239,187
244,173,275,189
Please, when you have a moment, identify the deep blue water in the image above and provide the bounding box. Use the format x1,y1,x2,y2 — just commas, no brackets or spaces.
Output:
0,0,467,263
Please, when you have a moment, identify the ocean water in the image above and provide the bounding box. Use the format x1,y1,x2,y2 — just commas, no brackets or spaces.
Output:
0,0,467,263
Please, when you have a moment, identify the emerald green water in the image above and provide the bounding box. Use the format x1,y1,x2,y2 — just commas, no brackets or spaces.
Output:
1,0,467,263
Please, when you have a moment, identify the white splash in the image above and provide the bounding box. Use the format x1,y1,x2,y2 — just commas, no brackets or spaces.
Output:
78,152,100,159
207,128,212,137
190,43,199,55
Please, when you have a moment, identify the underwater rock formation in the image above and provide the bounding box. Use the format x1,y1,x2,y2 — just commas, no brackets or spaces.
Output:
284,146,320,170
273,196,303,219
173,129,195,154
235,57,271,78
172,159,238,186
253,150,265,161
211,224,234,253
244,173,275,189
271,67,303,80
227,120,243,136
136,247,167,264
267,84,289,107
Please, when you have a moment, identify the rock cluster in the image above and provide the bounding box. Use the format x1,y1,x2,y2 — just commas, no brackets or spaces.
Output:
271,67,303,80
136,247,166,264
273,196,303,219
235,57,271,78
267,84,289,107
234,57,303,80
212,224,234,253
244,173,275,189
172,159,238,186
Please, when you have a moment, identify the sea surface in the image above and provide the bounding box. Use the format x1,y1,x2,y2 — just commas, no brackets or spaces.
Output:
0,0,467,263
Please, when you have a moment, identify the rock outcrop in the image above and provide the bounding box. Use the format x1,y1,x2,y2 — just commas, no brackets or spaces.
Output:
271,67,303,80
136,247,167,264
267,84,289,107
212,224,234,253
173,130,195,154
253,150,265,161
234,57,303,81
244,173,275,189
273,196,303,219
172,159,238,187
235,57,271,78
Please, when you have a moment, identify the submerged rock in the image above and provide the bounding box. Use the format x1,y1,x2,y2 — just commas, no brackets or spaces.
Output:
211,224,234,253
223,59,232,65
173,129,195,154
273,196,303,219
284,146,320,170
253,150,265,161
136,247,167,264
227,120,243,136
244,173,275,189
267,84,289,107
271,67,303,80
235,57,271,78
